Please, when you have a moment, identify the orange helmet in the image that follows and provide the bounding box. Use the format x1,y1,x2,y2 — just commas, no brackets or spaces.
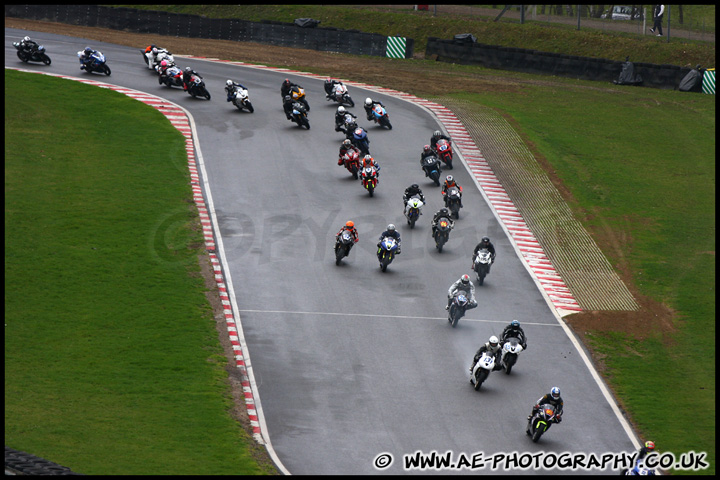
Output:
345,221,354,228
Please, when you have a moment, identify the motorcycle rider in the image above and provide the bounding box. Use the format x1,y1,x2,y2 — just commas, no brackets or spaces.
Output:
528,387,564,422
78,46,98,70
402,184,425,215
360,154,380,176
338,138,357,165
430,129,452,151
472,236,496,270
447,274,477,311
635,441,656,463
335,221,359,252
225,79,248,102
441,175,463,208
324,77,342,99
431,207,455,238
182,66,200,92
19,35,39,54
500,320,527,350
335,106,356,132
364,97,385,121
420,144,436,161
469,335,502,380
282,95,298,120
280,78,300,99
377,224,401,255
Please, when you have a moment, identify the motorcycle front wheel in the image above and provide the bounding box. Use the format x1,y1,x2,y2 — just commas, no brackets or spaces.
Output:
103,65,111,76
41,54,51,65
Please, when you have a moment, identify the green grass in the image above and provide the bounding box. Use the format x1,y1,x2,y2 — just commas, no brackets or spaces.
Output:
119,4,715,66
4,70,273,475
444,78,715,474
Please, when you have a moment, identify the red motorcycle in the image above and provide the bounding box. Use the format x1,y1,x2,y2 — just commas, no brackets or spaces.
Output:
341,149,361,179
360,166,378,197
435,138,453,169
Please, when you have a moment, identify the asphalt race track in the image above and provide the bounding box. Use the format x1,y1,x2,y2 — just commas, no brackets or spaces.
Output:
6,28,638,475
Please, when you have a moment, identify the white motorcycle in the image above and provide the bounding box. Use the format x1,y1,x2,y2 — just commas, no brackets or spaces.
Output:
145,48,173,70
404,196,423,229
470,351,496,390
501,337,524,374
231,86,254,113
473,249,493,286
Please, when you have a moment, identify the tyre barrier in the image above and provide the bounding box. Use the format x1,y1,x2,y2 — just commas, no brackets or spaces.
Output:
5,446,83,475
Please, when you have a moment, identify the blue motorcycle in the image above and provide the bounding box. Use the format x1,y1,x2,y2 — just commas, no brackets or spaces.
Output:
377,236,398,272
351,126,370,155
421,155,442,186
371,103,392,129
78,50,110,75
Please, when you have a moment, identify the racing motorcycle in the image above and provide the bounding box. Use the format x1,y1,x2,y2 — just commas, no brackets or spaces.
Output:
404,196,423,229
341,149,361,179
290,85,310,112
473,248,493,285
433,216,453,252
377,236,398,272
339,115,358,136
448,289,475,327
526,404,559,443
470,351,495,389
290,102,310,129
141,47,173,71
360,165,378,196
370,103,392,129
621,458,657,476
187,74,211,100
158,65,183,88
435,138,453,169
444,186,463,219
500,337,524,374
230,86,254,112
14,42,51,65
334,230,355,265
351,127,370,155
78,50,111,75
328,82,355,107
421,155,442,186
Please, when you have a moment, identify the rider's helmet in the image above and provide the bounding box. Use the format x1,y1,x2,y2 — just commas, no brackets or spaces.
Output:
185,66,192,73
411,184,419,190
160,60,168,68
152,47,158,55
489,335,499,347
345,221,354,228
645,441,655,451
23,36,31,42
461,274,470,285
446,175,454,184
284,95,292,102
343,139,352,147
551,387,561,399
387,224,396,232
283,78,290,85
440,208,449,216
511,320,520,329
226,79,233,87
337,106,346,115
84,47,93,55
433,130,442,138
423,145,431,154
365,97,373,106
482,236,490,244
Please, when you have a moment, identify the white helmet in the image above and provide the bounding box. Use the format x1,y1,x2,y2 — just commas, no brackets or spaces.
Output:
489,336,499,348
337,106,346,114
365,97,372,106
387,224,396,232
152,47,158,54
23,36,31,42
226,79,233,86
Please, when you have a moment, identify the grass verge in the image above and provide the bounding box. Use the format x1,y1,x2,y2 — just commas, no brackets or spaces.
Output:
4,69,273,475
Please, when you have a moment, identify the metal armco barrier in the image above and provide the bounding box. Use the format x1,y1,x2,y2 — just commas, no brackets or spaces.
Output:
5,4,414,59
426,36,703,91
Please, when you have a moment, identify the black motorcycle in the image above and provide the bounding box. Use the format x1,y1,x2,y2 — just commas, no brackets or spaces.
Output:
526,404,559,443
421,155,442,187
444,186,462,219
187,75,211,100
448,289,475,327
290,102,310,129
334,231,355,265
14,42,51,65
433,216,453,252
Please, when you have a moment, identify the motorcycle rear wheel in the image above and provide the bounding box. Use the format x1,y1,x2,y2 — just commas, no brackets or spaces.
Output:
17,51,28,62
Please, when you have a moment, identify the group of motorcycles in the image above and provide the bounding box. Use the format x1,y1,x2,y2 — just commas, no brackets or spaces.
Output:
140,47,213,100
